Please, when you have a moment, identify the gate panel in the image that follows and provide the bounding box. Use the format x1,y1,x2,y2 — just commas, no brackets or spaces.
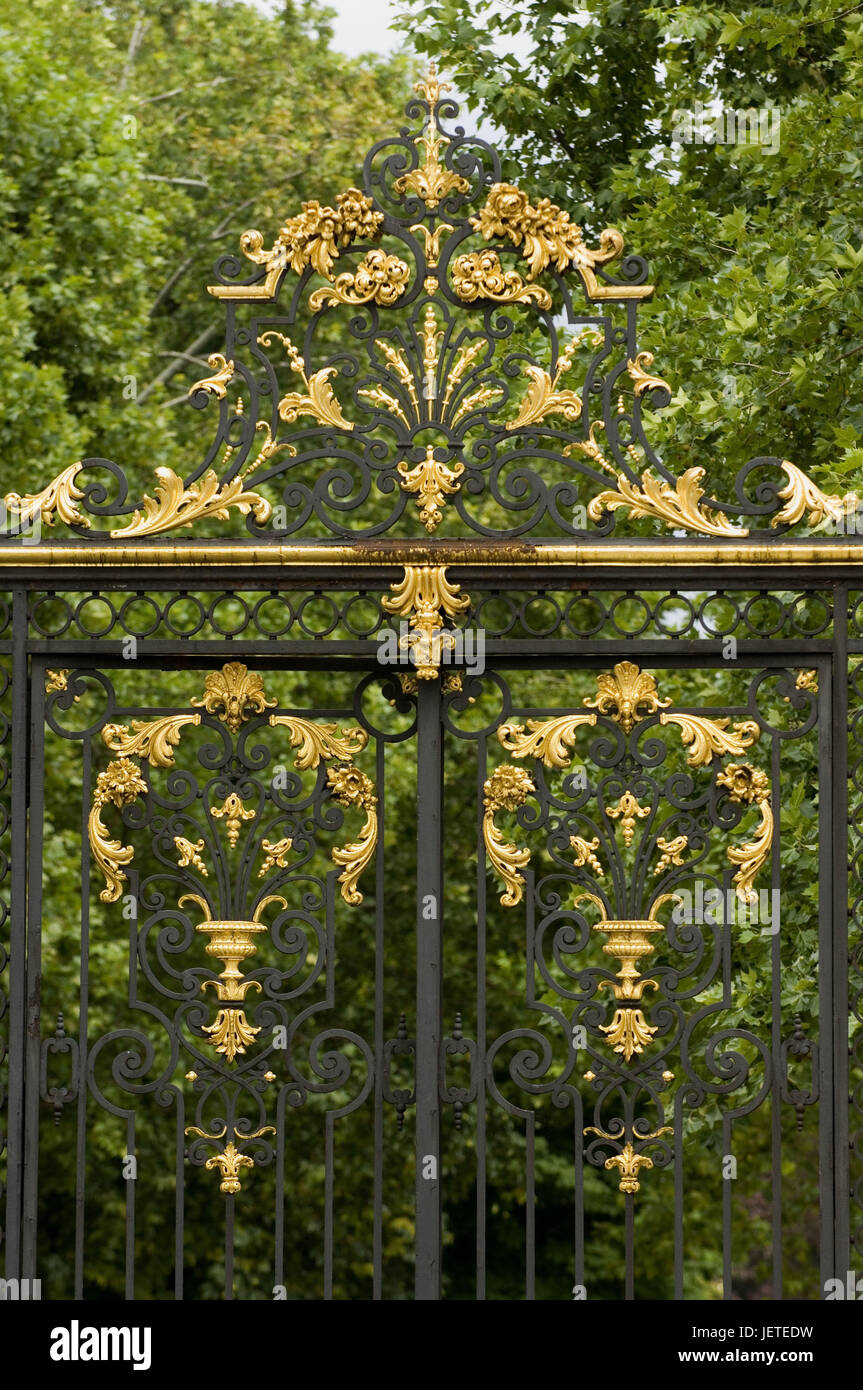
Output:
440,656,831,1299
26,655,420,1299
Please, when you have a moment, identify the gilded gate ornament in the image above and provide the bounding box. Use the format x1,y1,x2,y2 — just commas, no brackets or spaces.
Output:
484,663,776,1196
2,67,855,548
87,664,379,1196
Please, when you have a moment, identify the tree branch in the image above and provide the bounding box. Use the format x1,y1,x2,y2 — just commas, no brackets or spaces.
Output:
136,325,221,406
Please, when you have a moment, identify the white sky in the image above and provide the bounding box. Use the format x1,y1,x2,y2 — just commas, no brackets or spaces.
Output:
325,0,402,55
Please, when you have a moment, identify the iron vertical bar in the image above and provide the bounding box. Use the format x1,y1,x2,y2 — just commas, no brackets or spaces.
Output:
74,735,92,1299
818,649,836,1291
415,679,442,1300
373,735,385,1300
832,593,850,1281
3,591,27,1279
770,733,783,1298
476,734,487,1301
21,648,44,1279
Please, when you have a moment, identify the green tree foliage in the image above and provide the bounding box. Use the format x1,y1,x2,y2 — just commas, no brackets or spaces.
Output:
393,0,863,499
0,0,409,491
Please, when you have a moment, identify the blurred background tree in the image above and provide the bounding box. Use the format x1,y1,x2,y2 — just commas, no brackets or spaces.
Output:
393,0,863,500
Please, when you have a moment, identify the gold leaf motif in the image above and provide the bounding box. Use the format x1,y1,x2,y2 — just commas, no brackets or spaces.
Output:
606,790,650,847
498,713,597,767
110,467,271,540
451,250,552,308
587,467,748,538
184,1126,276,1194
260,332,354,433
211,792,256,848
659,713,759,767
327,765,378,905
571,835,604,876
653,834,688,875
259,837,293,877
309,248,410,310
102,713,201,767
506,329,601,432
483,765,535,906
583,1130,673,1195
470,183,652,299
46,669,80,701
600,1008,658,1063
4,462,89,530
210,187,383,299
191,663,276,733
410,221,454,267
200,1012,261,1065
358,384,412,430
772,460,859,529
174,836,208,875
791,668,818,695
717,763,773,904
626,352,671,398
398,445,465,532
188,353,235,400
89,757,148,903
584,661,671,734
268,715,368,769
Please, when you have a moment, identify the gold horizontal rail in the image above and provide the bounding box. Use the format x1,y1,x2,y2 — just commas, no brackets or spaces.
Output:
0,539,863,568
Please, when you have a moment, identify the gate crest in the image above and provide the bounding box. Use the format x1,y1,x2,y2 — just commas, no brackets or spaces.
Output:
1,65,856,547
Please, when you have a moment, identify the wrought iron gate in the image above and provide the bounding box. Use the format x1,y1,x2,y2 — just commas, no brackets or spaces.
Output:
0,68,860,1301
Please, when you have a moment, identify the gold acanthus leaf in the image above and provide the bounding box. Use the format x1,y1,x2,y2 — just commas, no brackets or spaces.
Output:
470,183,652,299
4,462,89,530
507,363,582,432
260,331,354,433
587,467,749,538
188,353,235,400
210,187,383,299
772,460,859,528
89,757,148,903
571,835,604,876
110,467,271,540
327,765,378,905
717,763,773,904
397,446,465,532
259,837,293,877
626,352,671,398
174,837,208,875
506,329,601,432
309,248,410,310
451,250,552,308
498,713,597,767
482,764,535,907
659,713,760,767
268,715,368,770
102,713,201,767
